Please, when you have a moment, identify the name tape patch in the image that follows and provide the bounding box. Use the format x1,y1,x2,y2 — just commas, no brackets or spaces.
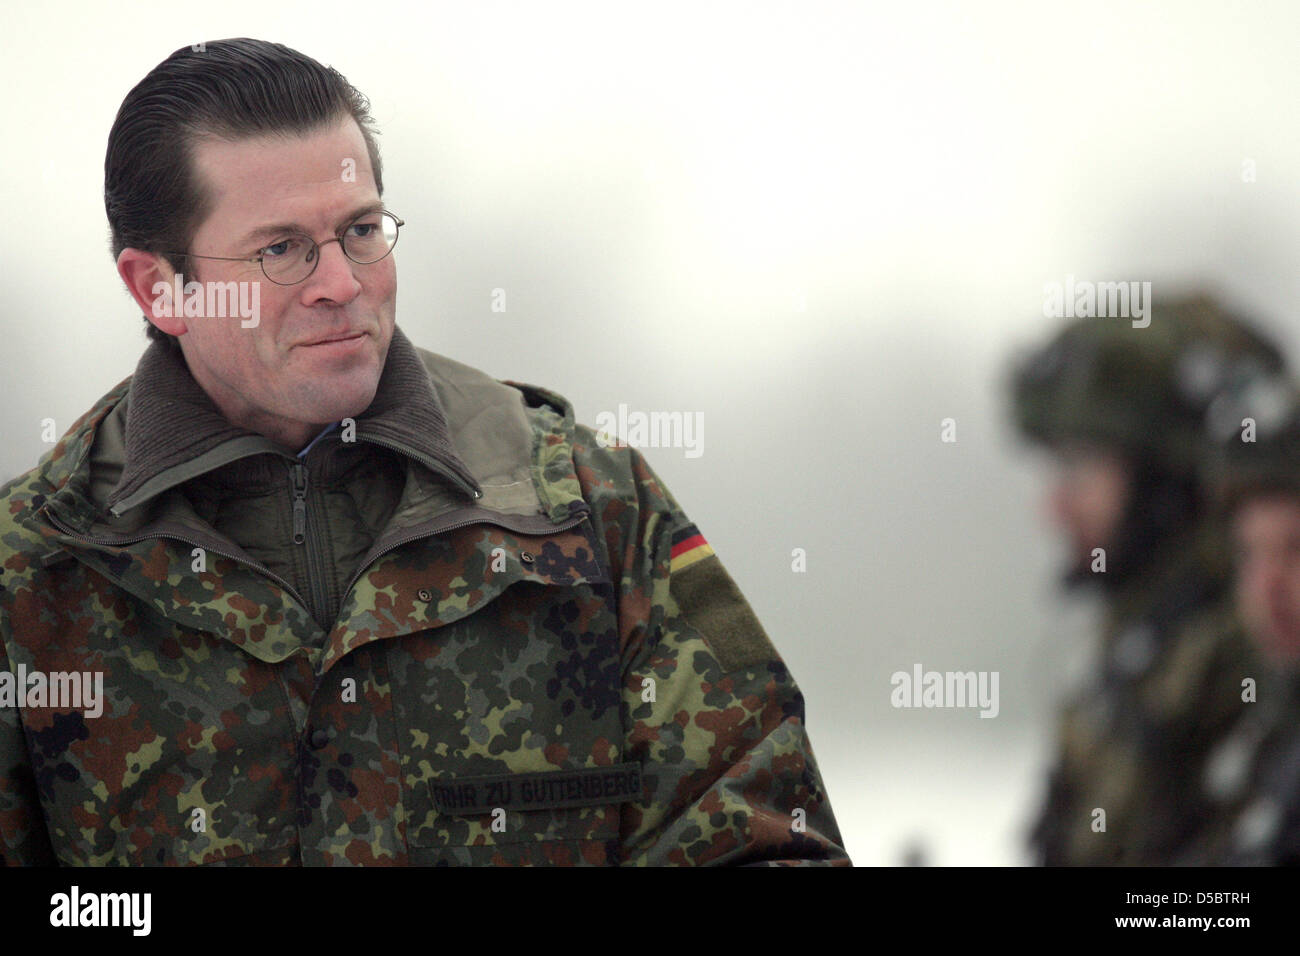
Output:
429,762,643,816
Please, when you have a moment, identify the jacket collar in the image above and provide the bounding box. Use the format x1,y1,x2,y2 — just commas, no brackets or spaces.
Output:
16,328,602,662
25,326,592,550
104,325,482,516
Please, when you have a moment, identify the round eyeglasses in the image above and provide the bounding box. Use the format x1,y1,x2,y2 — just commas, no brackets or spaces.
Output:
163,210,404,285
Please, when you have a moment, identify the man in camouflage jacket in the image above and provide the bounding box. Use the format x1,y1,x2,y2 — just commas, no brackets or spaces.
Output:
0,38,848,866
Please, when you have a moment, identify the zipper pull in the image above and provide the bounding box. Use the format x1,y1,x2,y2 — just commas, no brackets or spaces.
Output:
291,462,307,545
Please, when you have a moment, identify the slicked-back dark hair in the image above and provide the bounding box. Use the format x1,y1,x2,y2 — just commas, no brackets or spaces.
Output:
104,38,384,345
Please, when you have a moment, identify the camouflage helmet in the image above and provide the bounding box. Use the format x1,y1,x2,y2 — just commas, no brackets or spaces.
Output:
1205,372,1300,511
1011,292,1286,473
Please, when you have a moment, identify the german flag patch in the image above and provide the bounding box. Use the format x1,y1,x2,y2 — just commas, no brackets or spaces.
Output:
667,521,779,672
670,523,714,573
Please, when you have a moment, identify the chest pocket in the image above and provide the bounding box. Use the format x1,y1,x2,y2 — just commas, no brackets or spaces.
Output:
385,580,632,866
25,618,304,867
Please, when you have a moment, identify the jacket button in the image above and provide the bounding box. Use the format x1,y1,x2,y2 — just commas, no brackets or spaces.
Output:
417,588,432,602
520,550,535,564
309,729,330,749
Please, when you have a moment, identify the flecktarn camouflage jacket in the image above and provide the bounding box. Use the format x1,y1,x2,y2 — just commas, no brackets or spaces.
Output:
0,327,849,866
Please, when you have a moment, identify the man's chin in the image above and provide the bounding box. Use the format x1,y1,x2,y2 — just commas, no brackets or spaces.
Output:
284,328,390,424
296,374,382,424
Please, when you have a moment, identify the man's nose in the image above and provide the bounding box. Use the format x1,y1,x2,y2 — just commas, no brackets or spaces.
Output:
300,239,361,304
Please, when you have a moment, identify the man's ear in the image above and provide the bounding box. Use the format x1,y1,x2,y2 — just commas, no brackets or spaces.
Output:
116,248,190,337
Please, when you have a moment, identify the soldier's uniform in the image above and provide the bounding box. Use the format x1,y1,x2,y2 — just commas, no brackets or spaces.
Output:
1180,668,1300,864
1012,294,1284,865
0,326,850,865
1178,376,1300,865
1032,526,1261,864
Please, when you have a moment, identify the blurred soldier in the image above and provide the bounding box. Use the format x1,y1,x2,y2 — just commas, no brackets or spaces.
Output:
1010,292,1285,865
1180,377,1300,864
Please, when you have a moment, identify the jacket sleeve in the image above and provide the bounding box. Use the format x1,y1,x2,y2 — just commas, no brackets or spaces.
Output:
591,438,850,865
0,637,57,865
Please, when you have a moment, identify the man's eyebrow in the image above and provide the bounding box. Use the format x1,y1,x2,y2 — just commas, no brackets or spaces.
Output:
236,202,386,248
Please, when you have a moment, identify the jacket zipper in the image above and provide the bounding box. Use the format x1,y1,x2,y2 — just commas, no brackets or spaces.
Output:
290,462,331,627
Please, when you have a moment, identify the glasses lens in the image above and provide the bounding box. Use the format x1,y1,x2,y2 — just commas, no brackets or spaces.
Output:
342,212,400,264
262,235,315,284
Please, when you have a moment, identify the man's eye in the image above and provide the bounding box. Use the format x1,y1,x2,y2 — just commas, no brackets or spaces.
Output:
347,221,377,239
262,238,298,257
